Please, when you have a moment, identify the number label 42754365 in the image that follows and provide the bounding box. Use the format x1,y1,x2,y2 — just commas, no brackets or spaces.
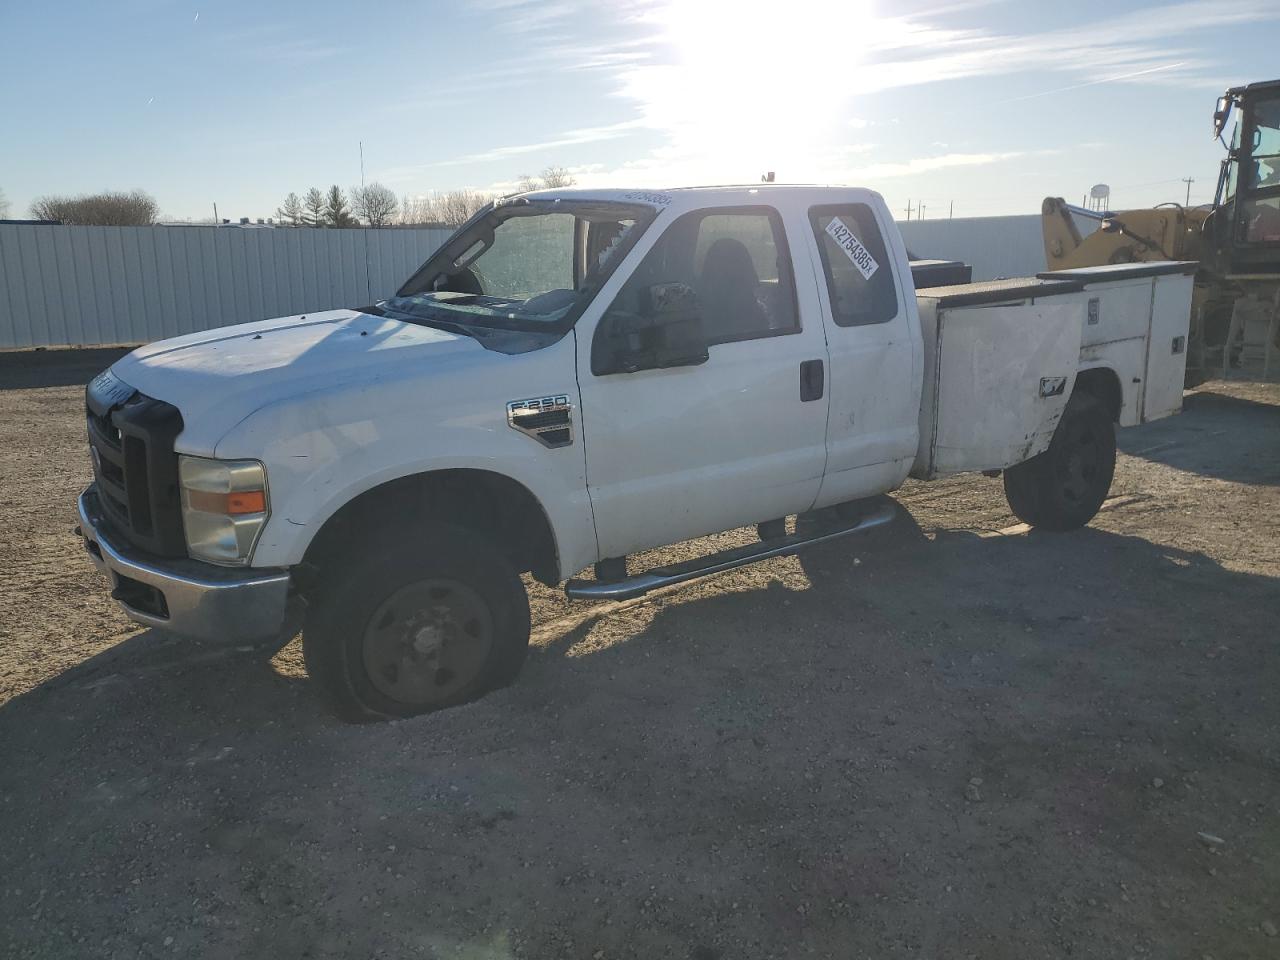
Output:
825,217,879,280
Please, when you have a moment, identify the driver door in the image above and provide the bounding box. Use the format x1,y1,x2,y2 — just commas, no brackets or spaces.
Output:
575,205,831,560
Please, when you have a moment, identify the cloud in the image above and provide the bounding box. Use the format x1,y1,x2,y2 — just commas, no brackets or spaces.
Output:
844,151,1036,180
378,120,648,183
424,0,1280,189
441,119,648,165
479,0,578,35
215,24,342,63
997,61,1192,105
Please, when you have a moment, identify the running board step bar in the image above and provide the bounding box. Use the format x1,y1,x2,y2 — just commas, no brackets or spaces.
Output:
564,504,896,602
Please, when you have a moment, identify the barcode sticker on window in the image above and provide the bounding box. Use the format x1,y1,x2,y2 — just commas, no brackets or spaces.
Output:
825,217,879,279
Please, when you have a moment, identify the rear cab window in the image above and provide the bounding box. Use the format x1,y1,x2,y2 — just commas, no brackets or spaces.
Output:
809,204,898,326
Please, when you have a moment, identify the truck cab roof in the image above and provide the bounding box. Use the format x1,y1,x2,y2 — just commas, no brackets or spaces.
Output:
508,184,886,215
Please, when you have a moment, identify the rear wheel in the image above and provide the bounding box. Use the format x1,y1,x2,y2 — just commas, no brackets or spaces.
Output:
1002,394,1116,531
302,524,531,721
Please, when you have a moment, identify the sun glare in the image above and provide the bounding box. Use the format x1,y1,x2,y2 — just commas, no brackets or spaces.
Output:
620,0,880,182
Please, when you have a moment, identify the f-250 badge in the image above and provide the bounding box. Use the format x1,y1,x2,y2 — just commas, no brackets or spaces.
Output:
507,395,573,448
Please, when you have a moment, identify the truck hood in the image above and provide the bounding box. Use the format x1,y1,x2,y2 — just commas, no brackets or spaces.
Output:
111,309,484,453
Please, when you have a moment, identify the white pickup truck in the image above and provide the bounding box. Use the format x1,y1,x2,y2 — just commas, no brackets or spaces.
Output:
78,185,1195,720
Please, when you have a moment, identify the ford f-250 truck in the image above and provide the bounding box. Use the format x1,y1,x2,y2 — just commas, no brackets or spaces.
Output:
78,185,1196,720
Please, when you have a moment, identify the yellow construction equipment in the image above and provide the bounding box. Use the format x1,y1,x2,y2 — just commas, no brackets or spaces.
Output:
1043,79,1280,384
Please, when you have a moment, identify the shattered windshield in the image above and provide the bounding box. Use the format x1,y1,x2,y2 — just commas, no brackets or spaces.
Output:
384,201,650,329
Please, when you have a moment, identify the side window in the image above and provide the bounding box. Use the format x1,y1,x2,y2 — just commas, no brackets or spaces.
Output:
809,204,898,326
1243,196,1280,242
600,207,798,349
693,212,798,343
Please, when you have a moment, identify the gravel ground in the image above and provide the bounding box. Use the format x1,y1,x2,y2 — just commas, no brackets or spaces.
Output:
1,352,1278,959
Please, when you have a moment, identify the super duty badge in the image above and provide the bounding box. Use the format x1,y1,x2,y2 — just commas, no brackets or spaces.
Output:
507,395,573,449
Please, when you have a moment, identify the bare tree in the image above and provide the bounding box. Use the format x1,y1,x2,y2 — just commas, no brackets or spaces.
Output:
303,187,325,226
275,192,304,226
0,187,10,220
539,165,577,188
398,189,493,227
514,166,578,192
352,182,398,227
28,189,159,226
324,185,354,228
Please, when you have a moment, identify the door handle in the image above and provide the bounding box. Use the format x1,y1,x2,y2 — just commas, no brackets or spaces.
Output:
799,359,824,402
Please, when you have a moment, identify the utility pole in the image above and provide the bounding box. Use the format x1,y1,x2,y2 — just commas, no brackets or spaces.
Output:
949,200,954,219
905,199,913,221
212,202,218,226
920,204,926,220
1181,177,1194,205
360,141,366,188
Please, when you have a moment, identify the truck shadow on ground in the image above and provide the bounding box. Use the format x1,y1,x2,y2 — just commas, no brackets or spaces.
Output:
1118,386,1280,485
0,347,132,390
2,520,1277,958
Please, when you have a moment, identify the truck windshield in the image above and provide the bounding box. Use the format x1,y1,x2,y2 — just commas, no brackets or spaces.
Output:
385,201,653,330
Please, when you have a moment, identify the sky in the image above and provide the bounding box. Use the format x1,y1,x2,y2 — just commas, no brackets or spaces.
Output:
2,0,1279,222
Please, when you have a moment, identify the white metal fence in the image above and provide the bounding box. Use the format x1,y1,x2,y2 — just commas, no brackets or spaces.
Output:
0,224,450,349
897,214,1048,282
0,215,1049,350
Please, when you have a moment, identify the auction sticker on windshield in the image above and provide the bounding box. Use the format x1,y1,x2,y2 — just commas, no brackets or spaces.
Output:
825,217,879,279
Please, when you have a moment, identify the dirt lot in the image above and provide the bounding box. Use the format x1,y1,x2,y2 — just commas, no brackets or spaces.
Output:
1,353,1278,959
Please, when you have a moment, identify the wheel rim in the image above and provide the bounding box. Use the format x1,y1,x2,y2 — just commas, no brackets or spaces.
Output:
360,579,494,706
1057,418,1102,505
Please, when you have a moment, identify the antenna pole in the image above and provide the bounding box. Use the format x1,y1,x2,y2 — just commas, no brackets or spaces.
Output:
360,142,366,188
213,202,218,226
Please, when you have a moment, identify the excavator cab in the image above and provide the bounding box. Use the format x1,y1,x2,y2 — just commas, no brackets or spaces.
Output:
1209,80,1280,279
1042,79,1280,383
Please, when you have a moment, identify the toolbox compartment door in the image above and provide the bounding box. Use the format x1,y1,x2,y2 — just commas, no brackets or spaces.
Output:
1140,272,1194,422
915,302,1085,478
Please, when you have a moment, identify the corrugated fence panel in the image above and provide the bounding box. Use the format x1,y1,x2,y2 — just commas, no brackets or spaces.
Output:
0,224,451,349
2,219,1049,347
896,215,1047,281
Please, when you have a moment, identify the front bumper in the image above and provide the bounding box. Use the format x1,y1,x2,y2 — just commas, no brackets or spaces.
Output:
78,487,291,643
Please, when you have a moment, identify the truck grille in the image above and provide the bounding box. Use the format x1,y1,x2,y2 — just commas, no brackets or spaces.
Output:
86,369,187,557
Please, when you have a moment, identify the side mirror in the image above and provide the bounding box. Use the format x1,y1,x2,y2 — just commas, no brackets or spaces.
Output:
639,280,698,319
597,282,709,375
1213,95,1233,140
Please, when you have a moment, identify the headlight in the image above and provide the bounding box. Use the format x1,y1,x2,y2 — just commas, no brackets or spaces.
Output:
178,456,269,565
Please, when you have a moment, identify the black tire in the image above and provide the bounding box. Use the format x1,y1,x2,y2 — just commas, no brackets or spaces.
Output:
1002,394,1116,531
302,524,531,721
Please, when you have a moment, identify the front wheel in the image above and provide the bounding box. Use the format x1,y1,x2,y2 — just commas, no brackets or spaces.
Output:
302,524,531,721
1002,394,1116,531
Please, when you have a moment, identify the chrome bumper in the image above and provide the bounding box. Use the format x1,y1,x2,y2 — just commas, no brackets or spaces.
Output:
78,487,291,643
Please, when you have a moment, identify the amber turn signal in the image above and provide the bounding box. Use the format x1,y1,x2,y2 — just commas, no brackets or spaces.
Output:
185,488,267,515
